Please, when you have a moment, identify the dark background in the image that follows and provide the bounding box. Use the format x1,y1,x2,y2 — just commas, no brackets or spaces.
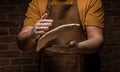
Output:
0,0,120,72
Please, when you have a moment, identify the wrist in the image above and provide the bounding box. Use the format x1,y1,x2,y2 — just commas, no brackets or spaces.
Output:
30,31,40,42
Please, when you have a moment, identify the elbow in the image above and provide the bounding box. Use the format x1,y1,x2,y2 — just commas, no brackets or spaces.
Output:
97,35,104,48
88,37,104,54
17,35,26,51
17,39,31,51
17,34,29,51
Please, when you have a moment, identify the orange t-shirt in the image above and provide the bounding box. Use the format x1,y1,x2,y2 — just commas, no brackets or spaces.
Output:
24,0,104,29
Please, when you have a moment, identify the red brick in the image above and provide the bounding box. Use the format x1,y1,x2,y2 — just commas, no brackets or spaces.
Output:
8,0,27,5
0,6,11,13
104,16,111,23
112,68,120,72
112,47,120,63
0,6,27,13
0,28,9,36
0,59,9,65
101,46,112,53
0,14,8,20
111,17,120,23
23,65,38,72
0,21,19,28
101,53,113,65
0,51,21,58
0,36,17,43
105,32,120,40
101,68,113,72
8,14,25,20
112,47,120,56
22,50,38,57
111,1,120,8
103,2,111,9
0,66,22,72
9,28,21,35
104,0,120,1
0,43,9,50
104,32,120,46
10,42,20,50
105,25,120,32
34,57,39,64
104,40,120,46
19,21,24,27
112,60,120,68
11,58,33,65
104,9,120,16
0,0,8,5
104,33,114,40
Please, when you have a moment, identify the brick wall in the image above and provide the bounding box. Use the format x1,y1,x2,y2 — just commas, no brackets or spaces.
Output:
0,0,38,72
0,0,120,72
101,0,120,72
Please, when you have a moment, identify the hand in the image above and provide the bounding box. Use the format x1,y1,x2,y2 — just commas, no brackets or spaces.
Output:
69,40,77,47
46,40,80,54
32,13,53,36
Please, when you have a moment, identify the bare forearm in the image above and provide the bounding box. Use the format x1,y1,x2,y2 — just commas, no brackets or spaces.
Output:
17,18,53,51
76,37,104,54
17,31,38,51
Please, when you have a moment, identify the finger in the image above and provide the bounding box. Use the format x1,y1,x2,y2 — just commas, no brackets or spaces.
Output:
35,26,49,31
69,40,77,47
37,19,53,23
35,23,52,27
41,13,48,19
34,31,45,35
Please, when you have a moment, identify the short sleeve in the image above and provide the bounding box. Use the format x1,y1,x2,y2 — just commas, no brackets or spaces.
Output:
24,0,41,26
84,0,104,28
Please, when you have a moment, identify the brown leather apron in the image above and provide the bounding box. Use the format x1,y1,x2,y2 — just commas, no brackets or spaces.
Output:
39,0,86,72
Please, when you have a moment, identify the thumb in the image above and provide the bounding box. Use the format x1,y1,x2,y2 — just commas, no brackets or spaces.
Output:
69,40,77,47
40,13,48,19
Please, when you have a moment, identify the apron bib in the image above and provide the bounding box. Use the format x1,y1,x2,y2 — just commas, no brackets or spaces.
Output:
39,0,86,72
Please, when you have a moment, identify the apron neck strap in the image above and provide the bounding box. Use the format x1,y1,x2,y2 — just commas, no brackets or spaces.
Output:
45,0,77,18
45,0,52,18
72,0,77,5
